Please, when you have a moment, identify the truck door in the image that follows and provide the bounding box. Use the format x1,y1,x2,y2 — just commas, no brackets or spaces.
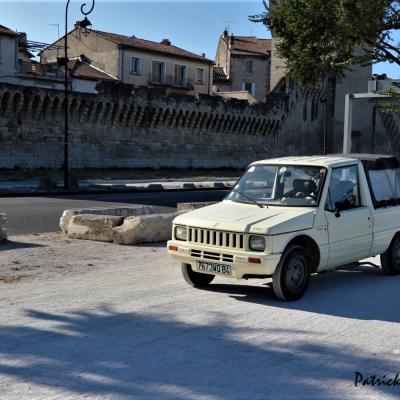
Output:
324,164,373,268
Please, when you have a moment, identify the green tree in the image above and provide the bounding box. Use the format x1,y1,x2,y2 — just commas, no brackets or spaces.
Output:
250,0,396,85
250,1,400,150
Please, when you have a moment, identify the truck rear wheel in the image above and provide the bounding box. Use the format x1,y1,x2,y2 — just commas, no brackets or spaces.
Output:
272,245,311,301
380,235,400,276
181,263,215,287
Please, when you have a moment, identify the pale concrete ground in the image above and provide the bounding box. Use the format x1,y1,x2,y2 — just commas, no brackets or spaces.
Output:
0,233,400,400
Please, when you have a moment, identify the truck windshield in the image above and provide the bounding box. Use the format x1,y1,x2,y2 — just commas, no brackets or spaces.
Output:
226,164,327,207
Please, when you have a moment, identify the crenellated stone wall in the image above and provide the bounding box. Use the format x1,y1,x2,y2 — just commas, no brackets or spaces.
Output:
0,82,324,169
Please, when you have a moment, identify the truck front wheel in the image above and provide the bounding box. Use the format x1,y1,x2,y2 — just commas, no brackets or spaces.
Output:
380,235,400,276
272,245,311,301
181,263,215,287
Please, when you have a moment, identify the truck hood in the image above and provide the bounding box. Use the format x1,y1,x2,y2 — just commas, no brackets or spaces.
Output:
174,200,316,235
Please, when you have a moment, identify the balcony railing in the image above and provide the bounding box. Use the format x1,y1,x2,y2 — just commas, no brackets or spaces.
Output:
147,73,194,90
17,60,64,79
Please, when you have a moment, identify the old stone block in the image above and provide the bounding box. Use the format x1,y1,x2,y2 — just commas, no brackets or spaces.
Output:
112,212,184,245
147,184,164,190
0,213,7,241
60,206,154,234
182,183,196,189
38,176,57,190
68,214,124,242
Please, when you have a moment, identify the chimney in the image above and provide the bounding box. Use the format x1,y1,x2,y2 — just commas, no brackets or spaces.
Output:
17,32,27,44
161,39,171,45
201,52,206,58
223,28,228,38
230,34,235,45
74,20,82,28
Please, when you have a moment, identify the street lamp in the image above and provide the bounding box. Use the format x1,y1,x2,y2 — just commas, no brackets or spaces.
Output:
62,0,95,189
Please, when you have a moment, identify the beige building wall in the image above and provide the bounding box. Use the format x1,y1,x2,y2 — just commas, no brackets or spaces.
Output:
41,29,120,78
41,29,212,95
121,49,212,95
215,37,230,77
229,56,269,102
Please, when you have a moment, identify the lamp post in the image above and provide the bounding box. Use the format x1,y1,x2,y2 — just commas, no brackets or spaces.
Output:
62,0,95,189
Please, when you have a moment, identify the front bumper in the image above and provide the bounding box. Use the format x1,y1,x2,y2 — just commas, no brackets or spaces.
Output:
167,240,282,279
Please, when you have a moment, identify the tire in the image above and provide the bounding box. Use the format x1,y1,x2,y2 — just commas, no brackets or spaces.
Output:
272,245,311,301
181,263,215,287
380,235,400,276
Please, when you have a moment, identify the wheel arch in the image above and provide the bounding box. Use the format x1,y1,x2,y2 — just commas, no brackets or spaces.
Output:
283,235,321,274
378,231,400,255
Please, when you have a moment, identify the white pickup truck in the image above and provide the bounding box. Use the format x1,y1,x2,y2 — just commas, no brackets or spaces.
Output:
167,154,400,301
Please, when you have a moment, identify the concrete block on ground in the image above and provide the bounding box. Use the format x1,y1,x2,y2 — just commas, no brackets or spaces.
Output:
147,184,164,190
60,206,154,234
112,211,185,245
68,177,80,190
68,214,124,242
182,183,196,189
177,202,217,212
38,176,57,190
0,213,7,241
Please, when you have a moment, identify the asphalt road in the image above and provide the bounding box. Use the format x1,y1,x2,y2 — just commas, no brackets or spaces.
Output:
0,190,227,235
0,233,398,399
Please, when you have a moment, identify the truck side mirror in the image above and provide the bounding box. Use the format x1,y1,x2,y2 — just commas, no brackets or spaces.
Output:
334,199,352,217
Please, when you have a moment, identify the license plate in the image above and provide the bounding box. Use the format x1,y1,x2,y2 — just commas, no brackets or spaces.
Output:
196,261,231,275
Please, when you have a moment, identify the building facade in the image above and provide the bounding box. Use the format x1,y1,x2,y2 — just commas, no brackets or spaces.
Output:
213,29,271,103
0,25,114,92
41,24,214,96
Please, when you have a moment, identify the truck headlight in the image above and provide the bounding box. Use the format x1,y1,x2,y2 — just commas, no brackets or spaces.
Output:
249,235,266,252
175,226,187,241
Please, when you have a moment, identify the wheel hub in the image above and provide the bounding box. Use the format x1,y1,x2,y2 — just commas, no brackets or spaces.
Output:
285,256,306,293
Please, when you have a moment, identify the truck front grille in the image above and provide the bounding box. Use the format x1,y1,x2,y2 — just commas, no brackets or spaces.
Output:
188,227,244,250
191,249,234,263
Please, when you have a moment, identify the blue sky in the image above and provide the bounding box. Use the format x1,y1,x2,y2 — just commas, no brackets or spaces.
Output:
1,0,400,78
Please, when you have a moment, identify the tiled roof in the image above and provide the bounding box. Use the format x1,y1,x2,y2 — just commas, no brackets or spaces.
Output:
90,29,214,64
213,66,229,83
68,58,117,81
18,58,117,82
0,24,18,37
228,36,271,57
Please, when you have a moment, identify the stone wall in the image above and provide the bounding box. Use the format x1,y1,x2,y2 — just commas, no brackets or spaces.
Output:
0,82,324,169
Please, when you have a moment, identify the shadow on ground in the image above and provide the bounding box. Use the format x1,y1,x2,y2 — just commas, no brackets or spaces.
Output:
0,241,47,251
0,299,398,399
206,265,400,323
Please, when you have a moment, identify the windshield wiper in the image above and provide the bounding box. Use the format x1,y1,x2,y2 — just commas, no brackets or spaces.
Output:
232,189,264,208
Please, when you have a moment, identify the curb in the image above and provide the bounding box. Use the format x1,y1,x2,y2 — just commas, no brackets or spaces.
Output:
0,181,235,197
